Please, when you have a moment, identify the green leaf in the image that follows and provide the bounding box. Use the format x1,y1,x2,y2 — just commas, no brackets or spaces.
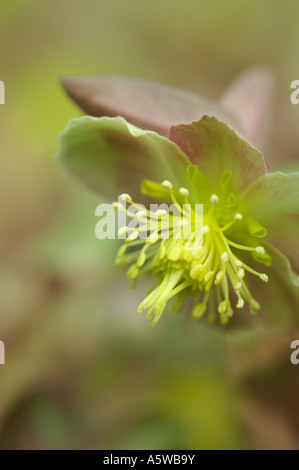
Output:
170,116,267,195
55,116,191,201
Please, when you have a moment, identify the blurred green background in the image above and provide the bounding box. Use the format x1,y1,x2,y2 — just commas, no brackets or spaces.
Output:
0,0,299,450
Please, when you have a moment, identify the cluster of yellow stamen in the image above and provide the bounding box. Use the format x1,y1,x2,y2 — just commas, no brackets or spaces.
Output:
113,167,271,325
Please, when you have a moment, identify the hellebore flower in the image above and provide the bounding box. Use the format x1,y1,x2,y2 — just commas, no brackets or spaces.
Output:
56,73,299,326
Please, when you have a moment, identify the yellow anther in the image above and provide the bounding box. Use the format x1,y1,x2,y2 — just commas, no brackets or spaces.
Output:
127,265,139,280
118,226,128,237
135,210,147,219
204,271,214,283
250,300,261,314
179,218,189,227
161,180,173,189
183,250,194,263
220,252,229,263
190,264,203,279
169,245,182,261
218,299,229,314
117,244,127,258
259,273,269,282
136,251,146,268
158,244,166,259
126,231,139,242
201,225,210,234
215,271,225,284
226,307,233,318
238,268,245,279
146,232,159,244
193,303,207,319
210,194,219,204
220,314,229,325
120,193,132,202
179,187,189,197
155,209,167,216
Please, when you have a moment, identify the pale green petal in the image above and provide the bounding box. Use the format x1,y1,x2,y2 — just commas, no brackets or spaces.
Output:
253,243,299,327
220,67,274,149
170,116,267,195
239,172,299,274
55,116,190,201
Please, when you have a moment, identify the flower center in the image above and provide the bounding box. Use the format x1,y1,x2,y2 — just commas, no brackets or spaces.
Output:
113,165,271,325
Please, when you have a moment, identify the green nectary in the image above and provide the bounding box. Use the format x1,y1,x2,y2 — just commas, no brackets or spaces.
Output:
114,165,271,325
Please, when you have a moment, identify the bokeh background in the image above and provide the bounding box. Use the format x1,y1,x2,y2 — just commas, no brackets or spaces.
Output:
0,0,299,450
